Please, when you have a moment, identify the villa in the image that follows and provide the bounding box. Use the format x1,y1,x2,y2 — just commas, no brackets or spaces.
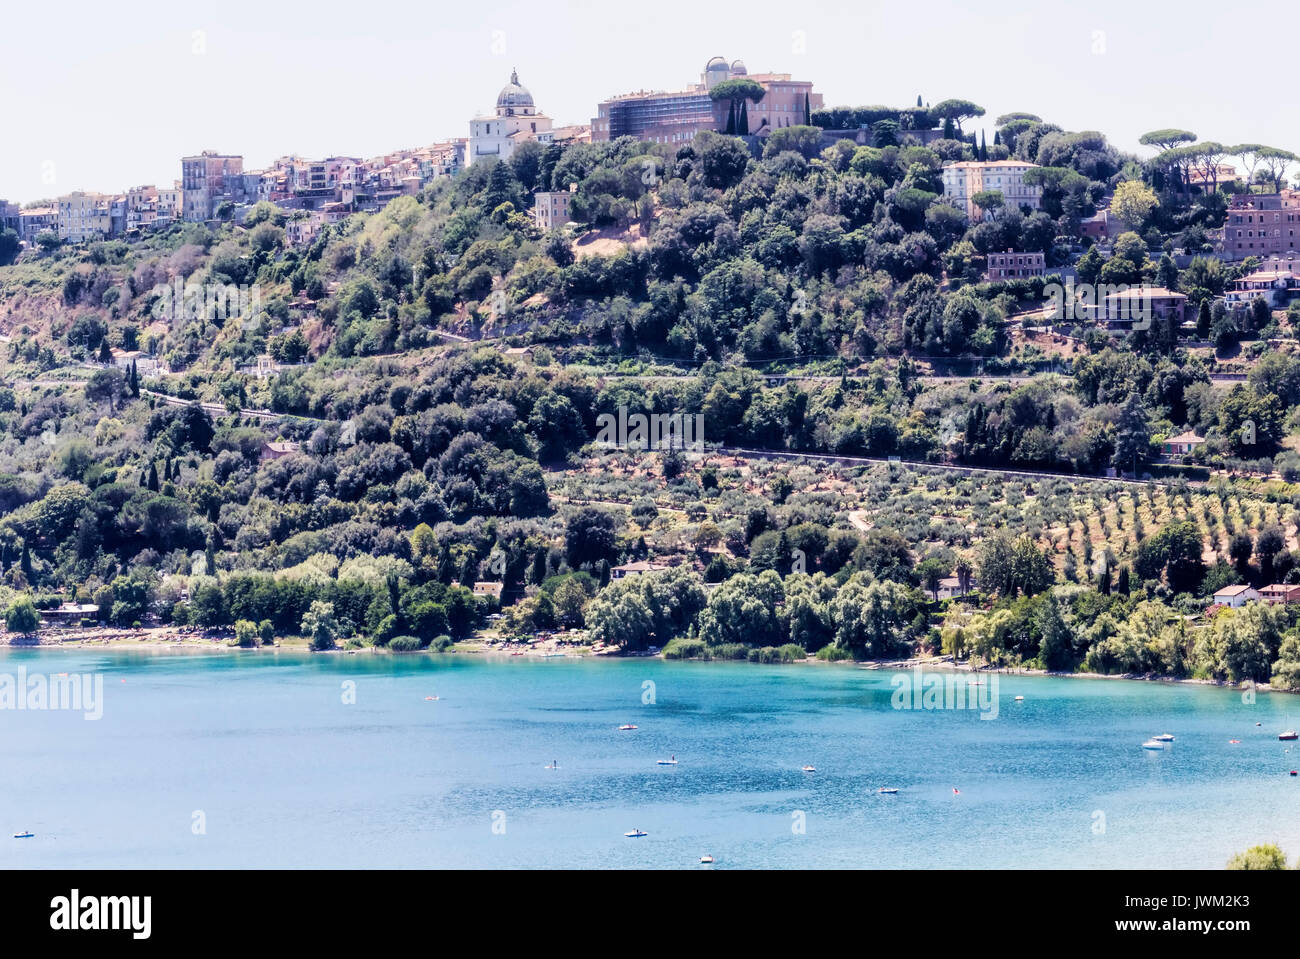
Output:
1162,431,1205,456
1259,584,1300,605
1212,585,1261,608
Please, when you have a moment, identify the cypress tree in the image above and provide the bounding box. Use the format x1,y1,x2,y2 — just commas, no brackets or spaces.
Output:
725,102,736,134
128,359,139,396
146,461,159,492
739,101,749,135
804,92,811,125
98,339,112,364
1197,300,1212,339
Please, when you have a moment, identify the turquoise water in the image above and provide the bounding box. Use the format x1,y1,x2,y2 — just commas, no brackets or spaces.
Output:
2,647,1297,868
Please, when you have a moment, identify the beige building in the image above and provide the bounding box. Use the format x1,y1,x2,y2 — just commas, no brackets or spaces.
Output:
985,249,1045,281
57,191,112,242
942,160,1042,220
1222,190,1300,261
534,190,574,230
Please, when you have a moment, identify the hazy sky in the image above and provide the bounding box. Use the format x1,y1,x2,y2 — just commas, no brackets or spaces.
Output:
2,0,1293,204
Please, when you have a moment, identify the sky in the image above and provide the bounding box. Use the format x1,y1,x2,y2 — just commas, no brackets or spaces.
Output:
2,0,1294,204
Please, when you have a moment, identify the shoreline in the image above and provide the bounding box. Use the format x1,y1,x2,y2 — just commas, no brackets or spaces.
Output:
1,628,1285,694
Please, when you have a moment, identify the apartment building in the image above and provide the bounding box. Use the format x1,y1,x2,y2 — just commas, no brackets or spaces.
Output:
0,201,18,235
284,211,327,247
942,160,1042,220
157,184,182,223
57,191,113,242
1222,190,1300,261
18,207,57,245
985,249,1045,281
592,57,821,145
181,151,245,221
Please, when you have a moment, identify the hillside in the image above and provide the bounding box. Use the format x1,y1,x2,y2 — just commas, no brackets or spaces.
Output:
3,118,1300,682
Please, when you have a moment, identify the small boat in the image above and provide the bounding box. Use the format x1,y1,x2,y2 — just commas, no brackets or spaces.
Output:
545,763,559,770
877,787,899,795
1013,696,1024,701
1229,739,1241,744
1256,722,1263,727
699,854,714,864
13,832,33,839
624,829,648,838
1142,740,1165,750
952,787,960,795
1282,731,1299,741
1152,734,1174,742
618,724,638,731
1291,770,1298,777
801,765,816,773
656,758,678,765
423,696,439,701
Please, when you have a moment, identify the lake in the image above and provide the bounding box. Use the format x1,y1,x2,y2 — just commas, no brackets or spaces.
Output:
2,647,1296,868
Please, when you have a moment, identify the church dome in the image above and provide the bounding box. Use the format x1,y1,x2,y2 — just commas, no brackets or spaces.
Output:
496,69,534,112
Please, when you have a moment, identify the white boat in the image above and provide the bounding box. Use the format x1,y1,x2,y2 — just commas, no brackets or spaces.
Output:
624,829,648,838
1153,733,1175,742
801,765,816,773
12,831,33,839
699,855,714,864
1142,739,1165,750
1281,730,1299,741
618,724,638,731
656,759,678,765
1014,696,1024,701
877,787,899,794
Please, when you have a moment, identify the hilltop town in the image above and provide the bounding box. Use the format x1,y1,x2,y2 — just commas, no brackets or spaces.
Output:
3,55,1300,687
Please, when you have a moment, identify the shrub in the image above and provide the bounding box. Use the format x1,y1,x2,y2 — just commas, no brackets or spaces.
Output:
815,644,852,661
663,637,707,659
388,635,421,652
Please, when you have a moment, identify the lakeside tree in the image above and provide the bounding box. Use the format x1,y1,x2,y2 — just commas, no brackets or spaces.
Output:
301,601,341,651
5,597,40,636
